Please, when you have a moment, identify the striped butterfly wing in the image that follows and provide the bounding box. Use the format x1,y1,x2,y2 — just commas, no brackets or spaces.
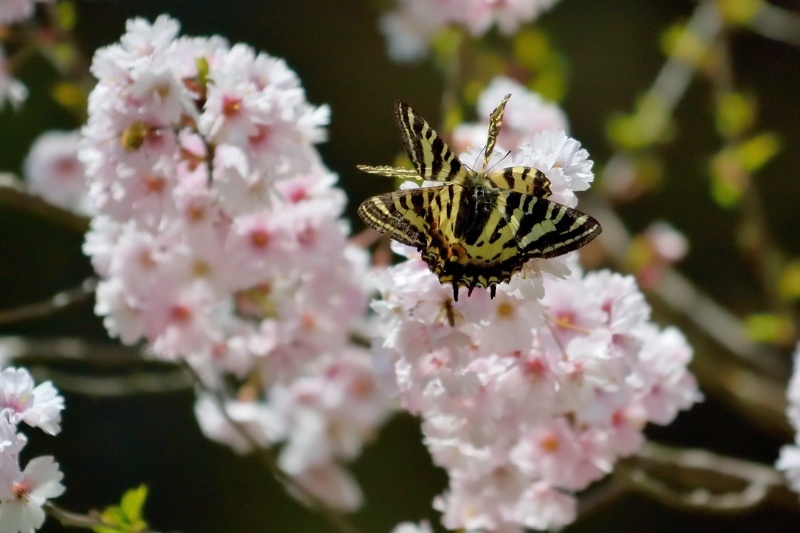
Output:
417,186,601,300
502,190,601,259
395,101,470,183
486,166,552,197
356,165,422,181
357,187,441,249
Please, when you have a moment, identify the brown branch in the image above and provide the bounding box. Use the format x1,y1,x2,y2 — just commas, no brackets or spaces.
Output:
705,18,800,333
749,2,800,47
0,277,97,325
0,173,89,233
614,441,799,513
594,0,793,434
0,336,193,396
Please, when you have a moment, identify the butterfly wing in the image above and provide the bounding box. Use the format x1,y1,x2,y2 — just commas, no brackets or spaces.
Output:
486,166,552,197
418,186,601,300
395,101,470,183
356,165,423,181
501,190,601,258
357,186,442,249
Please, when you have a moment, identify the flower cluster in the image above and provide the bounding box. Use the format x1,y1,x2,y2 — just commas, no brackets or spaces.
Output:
373,252,699,530
0,367,65,533
24,130,90,215
777,343,800,492
380,0,562,62
80,15,391,508
368,83,700,531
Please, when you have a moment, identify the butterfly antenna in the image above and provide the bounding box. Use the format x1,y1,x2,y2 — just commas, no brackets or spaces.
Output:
472,144,487,171
486,150,512,174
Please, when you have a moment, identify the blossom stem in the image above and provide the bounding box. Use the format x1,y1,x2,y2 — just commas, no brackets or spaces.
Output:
44,502,175,533
181,362,359,533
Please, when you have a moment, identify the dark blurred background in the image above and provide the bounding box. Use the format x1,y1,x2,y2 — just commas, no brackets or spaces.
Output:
3,0,800,531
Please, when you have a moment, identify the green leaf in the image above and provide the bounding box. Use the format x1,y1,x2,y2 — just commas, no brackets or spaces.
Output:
55,0,77,30
780,261,800,301
717,0,765,25
607,95,673,151
92,485,149,533
744,313,794,344
715,91,755,138
737,132,780,172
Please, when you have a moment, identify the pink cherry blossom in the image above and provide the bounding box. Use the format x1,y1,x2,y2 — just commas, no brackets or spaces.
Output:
82,16,392,510
0,0,52,25
453,77,569,154
0,456,65,533
23,131,90,215
379,0,563,62
0,369,63,436
368,113,700,528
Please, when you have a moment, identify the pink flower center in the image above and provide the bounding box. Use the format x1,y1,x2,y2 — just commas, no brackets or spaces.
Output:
55,157,80,177
222,95,242,117
286,187,308,203
301,313,316,329
248,125,270,146
250,229,271,249
539,433,560,453
496,302,515,318
186,205,206,222
524,357,546,377
169,304,192,324
349,376,374,398
12,481,30,500
143,174,166,194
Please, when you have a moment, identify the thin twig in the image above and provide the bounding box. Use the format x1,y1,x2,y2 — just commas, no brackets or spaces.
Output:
614,441,799,512
706,17,800,333
749,2,800,47
596,0,789,376
0,277,97,325
0,173,90,233
45,502,179,533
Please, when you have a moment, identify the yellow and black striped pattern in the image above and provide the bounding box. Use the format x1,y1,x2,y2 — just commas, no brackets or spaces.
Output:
357,94,601,301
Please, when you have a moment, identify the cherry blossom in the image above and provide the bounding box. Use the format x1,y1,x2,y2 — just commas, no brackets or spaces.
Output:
453,77,569,154
0,0,52,25
0,368,64,533
379,0,563,61
23,131,90,215
81,15,392,510
367,89,700,530
0,369,63,436
0,457,64,533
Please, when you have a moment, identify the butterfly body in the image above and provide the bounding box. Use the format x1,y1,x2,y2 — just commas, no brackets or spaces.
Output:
358,94,601,301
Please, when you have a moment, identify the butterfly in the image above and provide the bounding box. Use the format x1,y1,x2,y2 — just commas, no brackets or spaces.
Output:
357,94,601,301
